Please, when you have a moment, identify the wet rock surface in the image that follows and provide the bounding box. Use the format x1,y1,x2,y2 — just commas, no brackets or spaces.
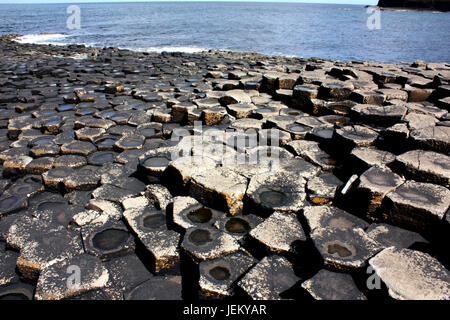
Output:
0,38,449,300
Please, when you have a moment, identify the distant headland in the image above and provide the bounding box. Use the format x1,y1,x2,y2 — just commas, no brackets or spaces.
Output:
376,0,450,11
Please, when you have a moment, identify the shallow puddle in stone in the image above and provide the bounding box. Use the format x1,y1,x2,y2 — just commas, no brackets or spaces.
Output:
189,229,212,246
143,156,170,168
58,105,74,111
92,229,129,251
31,137,53,146
50,168,70,177
187,207,213,223
120,139,142,147
288,124,310,133
12,184,36,195
225,218,250,234
0,196,19,210
327,243,352,257
260,191,287,207
37,201,67,211
138,128,156,137
96,138,117,147
314,128,333,139
209,266,231,280
44,119,60,126
91,152,115,164
142,214,166,229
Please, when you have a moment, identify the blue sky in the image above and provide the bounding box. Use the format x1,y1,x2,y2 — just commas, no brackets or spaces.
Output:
0,1,379,5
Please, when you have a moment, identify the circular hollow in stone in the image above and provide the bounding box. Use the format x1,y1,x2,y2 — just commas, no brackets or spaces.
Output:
89,152,115,165
188,229,213,246
225,217,250,234
326,242,354,258
120,139,142,148
92,228,130,251
287,124,310,133
30,136,53,146
48,167,71,177
209,266,231,281
142,213,166,229
143,156,170,168
259,191,287,207
138,128,156,137
96,137,117,147
187,207,213,223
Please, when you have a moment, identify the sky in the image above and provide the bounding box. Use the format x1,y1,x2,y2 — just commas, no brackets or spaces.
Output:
0,1,379,5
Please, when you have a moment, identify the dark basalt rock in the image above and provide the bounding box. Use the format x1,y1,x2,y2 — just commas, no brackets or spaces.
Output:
306,172,343,205
88,151,117,166
394,150,450,186
247,211,306,257
125,276,182,300
198,251,257,299
35,254,108,300
103,254,153,300
0,283,34,300
311,227,382,271
172,196,221,232
384,180,450,232
355,166,405,220
369,247,450,300
82,221,135,261
302,206,369,233
246,170,307,216
237,255,300,300
181,227,240,263
365,223,427,249
213,214,263,240
301,269,366,300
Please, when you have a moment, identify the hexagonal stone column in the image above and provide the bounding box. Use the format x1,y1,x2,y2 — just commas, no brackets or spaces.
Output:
369,247,450,300
356,166,405,220
198,251,257,299
246,171,307,217
306,172,343,205
365,223,427,249
302,206,369,233
384,180,450,232
189,167,248,215
125,276,182,300
311,227,382,271
301,269,366,300
82,221,135,261
247,211,306,258
181,227,241,263
123,205,180,275
35,254,109,300
237,255,300,300
395,150,450,186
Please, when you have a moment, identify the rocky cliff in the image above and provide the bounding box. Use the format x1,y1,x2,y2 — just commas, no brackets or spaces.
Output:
377,0,450,11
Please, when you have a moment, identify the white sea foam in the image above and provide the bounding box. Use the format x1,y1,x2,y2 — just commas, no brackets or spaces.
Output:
129,46,208,54
13,33,69,45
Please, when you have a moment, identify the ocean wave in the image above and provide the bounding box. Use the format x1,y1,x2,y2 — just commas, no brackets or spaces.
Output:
13,33,69,45
127,46,208,54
